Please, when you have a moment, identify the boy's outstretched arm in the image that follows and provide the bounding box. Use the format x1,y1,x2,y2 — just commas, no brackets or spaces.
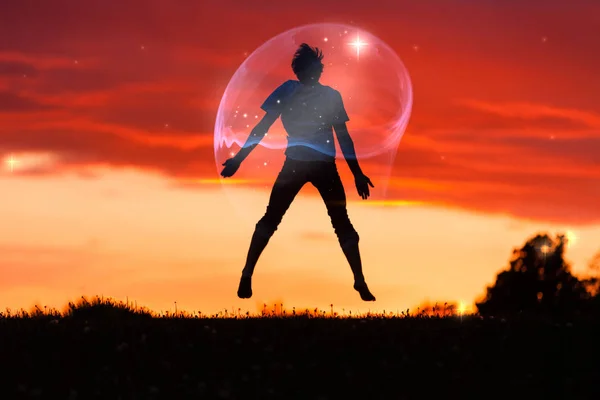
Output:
221,111,279,177
333,122,374,199
235,111,280,162
333,122,362,175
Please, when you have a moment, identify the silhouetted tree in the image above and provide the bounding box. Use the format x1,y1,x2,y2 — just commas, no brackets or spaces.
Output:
581,252,600,293
476,233,590,317
581,251,600,311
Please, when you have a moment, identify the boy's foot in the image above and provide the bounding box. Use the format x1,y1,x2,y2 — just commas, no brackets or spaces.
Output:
353,281,376,301
237,275,252,299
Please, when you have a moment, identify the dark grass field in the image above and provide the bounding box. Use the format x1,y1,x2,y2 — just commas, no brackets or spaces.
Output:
1,299,599,400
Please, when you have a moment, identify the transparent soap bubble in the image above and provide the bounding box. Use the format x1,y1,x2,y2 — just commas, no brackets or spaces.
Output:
214,23,412,224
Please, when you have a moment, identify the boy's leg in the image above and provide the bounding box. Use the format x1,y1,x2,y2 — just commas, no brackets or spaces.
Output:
310,163,375,301
238,160,306,298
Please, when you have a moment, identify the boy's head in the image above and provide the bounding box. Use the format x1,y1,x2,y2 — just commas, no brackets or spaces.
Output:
291,43,324,84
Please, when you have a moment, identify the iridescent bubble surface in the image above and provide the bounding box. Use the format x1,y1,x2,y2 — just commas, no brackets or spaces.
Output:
214,23,412,221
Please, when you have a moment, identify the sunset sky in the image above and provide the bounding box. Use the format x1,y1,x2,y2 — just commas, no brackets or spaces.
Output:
1,0,599,315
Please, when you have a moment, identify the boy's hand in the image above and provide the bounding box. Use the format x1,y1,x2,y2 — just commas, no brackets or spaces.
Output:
354,173,374,199
221,157,242,178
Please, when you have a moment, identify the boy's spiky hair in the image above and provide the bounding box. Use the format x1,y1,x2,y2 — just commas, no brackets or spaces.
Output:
291,43,324,81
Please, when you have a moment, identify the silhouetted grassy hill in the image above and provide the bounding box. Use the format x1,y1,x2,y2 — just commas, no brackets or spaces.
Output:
0,296,599,399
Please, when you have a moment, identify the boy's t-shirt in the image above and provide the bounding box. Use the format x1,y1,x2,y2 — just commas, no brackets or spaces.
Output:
260,80,349,162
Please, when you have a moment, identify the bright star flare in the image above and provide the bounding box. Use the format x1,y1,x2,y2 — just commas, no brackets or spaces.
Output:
3,152,57,173
565,230,577,247
5,154,18,172
349,33,368,59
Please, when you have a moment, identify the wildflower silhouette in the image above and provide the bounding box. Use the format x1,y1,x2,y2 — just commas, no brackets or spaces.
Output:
221,43,376,301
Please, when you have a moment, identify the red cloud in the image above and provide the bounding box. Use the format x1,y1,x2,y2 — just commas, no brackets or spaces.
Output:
456,99,600,128
1,0,599,226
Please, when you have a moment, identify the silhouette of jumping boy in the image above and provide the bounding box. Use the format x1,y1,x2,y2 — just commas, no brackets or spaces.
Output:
221,43,376,301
